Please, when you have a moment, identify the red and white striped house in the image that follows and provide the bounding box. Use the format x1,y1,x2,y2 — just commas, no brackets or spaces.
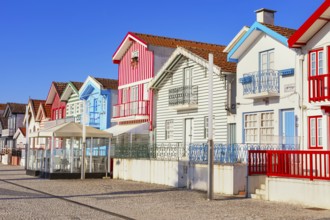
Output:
110,32,229,144
289,1,330,150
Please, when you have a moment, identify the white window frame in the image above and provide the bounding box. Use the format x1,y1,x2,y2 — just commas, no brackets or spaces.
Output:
244,111,274,144
143,83,149,100
165,120,174,140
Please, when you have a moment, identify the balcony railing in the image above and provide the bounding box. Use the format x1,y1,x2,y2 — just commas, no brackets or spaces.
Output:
113,100,149,118
240,69,280,98
1,129,15,137
309,73,330,102
168,85,198,107
43,117,75,130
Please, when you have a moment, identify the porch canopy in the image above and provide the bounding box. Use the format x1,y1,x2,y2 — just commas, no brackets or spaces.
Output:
28,122,112,175
105,122,149,136
30,122,112,138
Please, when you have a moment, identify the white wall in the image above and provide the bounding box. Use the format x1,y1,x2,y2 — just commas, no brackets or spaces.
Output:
267,177,330,209
236,33,300,144
113,158,247,195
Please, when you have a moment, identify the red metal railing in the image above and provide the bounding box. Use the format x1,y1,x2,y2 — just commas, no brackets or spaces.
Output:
249,150,330,181
113,100,149,118
309,74,330,102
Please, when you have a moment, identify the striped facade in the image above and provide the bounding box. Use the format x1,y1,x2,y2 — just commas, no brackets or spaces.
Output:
154,56,232,147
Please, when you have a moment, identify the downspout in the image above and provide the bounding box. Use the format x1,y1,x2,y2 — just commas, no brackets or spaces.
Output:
299,53,305,150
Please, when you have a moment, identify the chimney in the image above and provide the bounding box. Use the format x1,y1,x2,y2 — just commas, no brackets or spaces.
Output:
255,8,276,25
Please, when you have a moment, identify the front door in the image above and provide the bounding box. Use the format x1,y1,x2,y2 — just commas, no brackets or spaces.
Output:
184,119,193,149
281,110,295,145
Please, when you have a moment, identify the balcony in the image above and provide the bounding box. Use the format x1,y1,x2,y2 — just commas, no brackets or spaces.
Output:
168,85,198,110
112,101,149,122
309,73,330,102
43,117,75,130
240,70,280,99
2,129,15,137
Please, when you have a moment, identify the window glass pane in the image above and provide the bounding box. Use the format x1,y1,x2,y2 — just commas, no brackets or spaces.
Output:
311,53,316,76
269,52,274,70
318,51,324,75
318,118,322,146
310,118,316,146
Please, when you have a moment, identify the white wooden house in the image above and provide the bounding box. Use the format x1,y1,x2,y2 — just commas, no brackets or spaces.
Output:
149,46,236,150
226,9,300,146
289,1,330,150
60,81,84,123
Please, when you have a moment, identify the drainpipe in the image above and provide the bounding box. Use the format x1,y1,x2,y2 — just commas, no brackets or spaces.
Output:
299,53,304,150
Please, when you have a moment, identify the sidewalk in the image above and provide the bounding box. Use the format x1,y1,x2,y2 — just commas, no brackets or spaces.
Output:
0,164,329,220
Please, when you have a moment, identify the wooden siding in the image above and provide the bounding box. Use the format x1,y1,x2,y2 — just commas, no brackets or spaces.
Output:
51,94,66,120
66,92,83,122
118,41,154,87
155,57,229,144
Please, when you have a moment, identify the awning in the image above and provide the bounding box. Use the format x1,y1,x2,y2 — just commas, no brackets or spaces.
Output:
105,122,149,136
30,122,112,138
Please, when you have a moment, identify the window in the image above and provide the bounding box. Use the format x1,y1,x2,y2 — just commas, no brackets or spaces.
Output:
308,116,323,149
130,86,138,101
244,114,258,143
58,108,62,119
102,97,106,112
244,112,274,143
122,88,128,103
165,120,174,140
260,50,274,72
93,98,98,112
204,116,215,139
143,83,149,100
309,49,324,76
184,67,192,87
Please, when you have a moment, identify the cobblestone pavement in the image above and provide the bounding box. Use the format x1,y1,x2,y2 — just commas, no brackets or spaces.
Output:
1,164,330,220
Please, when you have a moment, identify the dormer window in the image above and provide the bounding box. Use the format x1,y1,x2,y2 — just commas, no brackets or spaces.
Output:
131,50,139,67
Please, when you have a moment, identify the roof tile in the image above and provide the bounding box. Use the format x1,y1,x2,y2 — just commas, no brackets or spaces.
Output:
261,23,296,38
94,78,118,90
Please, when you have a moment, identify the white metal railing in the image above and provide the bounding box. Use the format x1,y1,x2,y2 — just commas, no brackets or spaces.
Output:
43,117,75,130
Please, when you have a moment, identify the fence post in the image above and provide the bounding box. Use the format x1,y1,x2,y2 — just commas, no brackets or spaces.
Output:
310,153,313,180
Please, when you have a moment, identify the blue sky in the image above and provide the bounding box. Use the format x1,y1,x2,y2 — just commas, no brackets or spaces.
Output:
0,0,324,103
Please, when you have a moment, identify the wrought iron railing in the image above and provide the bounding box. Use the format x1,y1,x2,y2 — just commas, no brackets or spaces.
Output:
112,142,185,160
113,101,149,118
189,143,299,164
240,69,279,95
168,85,198,106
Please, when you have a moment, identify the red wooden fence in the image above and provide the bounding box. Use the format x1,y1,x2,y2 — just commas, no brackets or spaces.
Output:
249,150,330,181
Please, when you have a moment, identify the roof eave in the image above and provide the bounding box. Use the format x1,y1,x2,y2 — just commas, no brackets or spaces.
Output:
227,22,289,62
112,32,148,62
288,1,330,48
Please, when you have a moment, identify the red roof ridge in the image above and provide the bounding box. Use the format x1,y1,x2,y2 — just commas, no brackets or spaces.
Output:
131,32,225,48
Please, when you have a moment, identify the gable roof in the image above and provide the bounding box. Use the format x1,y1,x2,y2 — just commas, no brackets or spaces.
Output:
113,32,228,63
35,102,52,122
24,99,46,124
45,81,68,104
13,127,26,139
3,103,26,117
289,1,330,48
60,81,84,102
150,46,236,88
31,99,45,117
227,22,296,62
94,78,118,90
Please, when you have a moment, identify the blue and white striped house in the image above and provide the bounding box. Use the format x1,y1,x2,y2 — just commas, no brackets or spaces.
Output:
79,76,118,130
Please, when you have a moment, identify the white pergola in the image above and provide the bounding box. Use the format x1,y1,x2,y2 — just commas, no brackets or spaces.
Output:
30,122,112,174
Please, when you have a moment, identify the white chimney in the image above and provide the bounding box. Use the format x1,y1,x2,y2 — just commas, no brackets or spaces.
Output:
255,8,276,25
